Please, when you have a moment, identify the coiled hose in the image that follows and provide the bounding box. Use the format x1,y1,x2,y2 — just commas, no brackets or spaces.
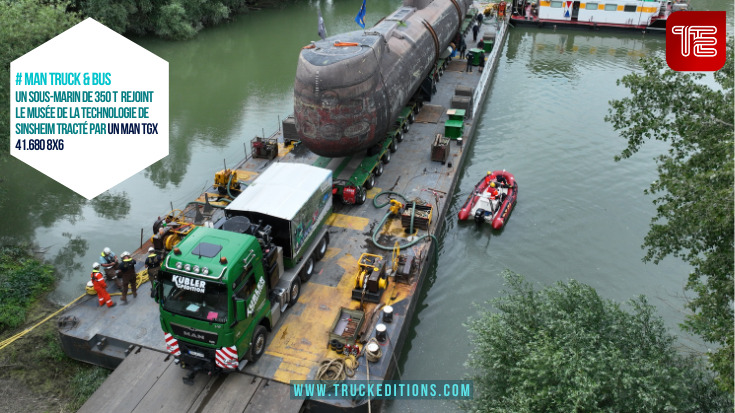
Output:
315,356,358,382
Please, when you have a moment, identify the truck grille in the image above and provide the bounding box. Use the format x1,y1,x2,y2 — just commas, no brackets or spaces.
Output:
178,341,217,361
170,323,218,345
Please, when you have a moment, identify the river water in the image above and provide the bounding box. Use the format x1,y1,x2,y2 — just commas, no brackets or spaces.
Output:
0,0,731,410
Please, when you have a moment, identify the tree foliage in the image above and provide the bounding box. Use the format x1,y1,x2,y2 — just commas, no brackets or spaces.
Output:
72,0,252,39
463,272,732,413
606,40,734,392
0,245,56,332
0,0,81,160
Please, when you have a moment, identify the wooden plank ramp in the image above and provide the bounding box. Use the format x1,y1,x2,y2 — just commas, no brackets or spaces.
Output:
79,347,301,413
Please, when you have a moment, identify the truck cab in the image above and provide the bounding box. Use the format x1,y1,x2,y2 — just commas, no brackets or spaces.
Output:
159,163,333,384
159,227,272,383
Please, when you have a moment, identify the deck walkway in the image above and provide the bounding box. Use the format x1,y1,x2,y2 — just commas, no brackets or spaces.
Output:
79,347,300,413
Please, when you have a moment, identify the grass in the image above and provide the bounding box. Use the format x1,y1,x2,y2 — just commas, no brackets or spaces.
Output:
0,245,55,332
0,245,109,412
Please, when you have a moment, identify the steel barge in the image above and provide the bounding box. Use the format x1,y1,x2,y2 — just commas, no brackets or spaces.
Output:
64,2,510,412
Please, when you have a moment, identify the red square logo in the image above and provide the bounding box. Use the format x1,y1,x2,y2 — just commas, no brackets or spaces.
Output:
666,11,726,72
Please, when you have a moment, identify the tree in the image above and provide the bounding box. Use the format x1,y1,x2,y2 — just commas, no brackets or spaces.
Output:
463,272,732,413
606,40,734,392
0,0,81,160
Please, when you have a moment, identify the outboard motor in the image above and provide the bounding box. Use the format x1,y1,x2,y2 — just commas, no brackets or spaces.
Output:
474,209,486,224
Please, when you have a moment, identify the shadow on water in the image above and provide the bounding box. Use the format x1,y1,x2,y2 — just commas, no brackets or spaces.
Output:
0,157,87,242
50,233,89,280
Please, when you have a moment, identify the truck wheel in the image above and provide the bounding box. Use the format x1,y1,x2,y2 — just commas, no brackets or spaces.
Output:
364,174,375,190
375,162,384,177
246,325,267,362
314,234,328,260
289,277,301,306
356,188,367,205
300,256,314,282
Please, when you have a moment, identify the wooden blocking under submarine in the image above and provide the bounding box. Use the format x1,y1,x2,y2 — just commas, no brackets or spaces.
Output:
431,133,450,164
281,115,299,145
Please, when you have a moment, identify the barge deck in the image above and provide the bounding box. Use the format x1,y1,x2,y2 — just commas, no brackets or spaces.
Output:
68,8,509,413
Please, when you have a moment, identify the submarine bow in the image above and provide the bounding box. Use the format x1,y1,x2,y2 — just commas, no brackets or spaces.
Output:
294,0,471,157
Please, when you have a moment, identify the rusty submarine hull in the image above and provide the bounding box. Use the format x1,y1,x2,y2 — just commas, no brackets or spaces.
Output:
294,0,471,157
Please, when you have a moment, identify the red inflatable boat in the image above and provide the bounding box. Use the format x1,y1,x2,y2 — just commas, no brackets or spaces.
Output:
458,170,517,229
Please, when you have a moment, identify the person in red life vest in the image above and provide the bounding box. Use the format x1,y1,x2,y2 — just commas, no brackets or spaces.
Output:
118,251,138,304
91,262,115,308
484,171,497,186
488,182,499,200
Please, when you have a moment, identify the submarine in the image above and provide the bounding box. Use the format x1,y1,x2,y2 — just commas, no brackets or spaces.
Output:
294,0,471,157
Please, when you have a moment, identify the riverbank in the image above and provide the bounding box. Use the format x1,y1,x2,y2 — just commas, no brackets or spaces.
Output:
0,246,109,412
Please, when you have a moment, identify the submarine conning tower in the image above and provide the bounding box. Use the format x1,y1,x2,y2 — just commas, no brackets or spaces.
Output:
294,0,471,158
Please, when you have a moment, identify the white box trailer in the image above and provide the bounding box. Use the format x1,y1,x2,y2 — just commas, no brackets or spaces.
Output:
225,163,332,269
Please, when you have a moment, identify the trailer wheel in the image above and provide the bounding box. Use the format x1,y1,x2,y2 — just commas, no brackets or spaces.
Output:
396,131,404,143
402,122,410,133
356,188,367,205
289,277,301,306
246,325,267,362
364,174,375,190
383,149,392,163
375,162,384,177
408,113,415,123
314,233,328,260
300,256,315,282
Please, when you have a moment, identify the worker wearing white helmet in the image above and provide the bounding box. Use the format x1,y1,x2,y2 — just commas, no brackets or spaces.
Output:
118,251,138,304
145,247,162,300
91,262,115,308
99,247,122,290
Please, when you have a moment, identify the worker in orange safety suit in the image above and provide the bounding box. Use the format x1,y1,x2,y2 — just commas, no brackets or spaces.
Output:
91,262,115,308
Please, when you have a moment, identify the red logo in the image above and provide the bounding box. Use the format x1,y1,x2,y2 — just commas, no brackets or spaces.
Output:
666,11,726,72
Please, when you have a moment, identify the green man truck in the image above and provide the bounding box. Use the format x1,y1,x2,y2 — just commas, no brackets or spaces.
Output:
158,163,332,384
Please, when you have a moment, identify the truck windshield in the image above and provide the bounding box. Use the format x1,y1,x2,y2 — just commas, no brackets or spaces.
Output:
160,271,228,324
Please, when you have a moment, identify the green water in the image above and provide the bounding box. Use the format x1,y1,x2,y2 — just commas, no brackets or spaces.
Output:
0,1,732,411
